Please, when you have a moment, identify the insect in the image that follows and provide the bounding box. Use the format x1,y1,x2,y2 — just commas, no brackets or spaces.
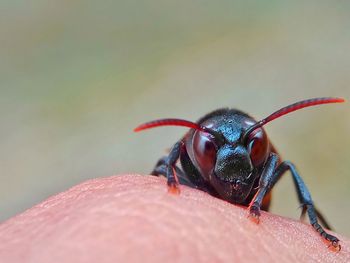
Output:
134,97,344,250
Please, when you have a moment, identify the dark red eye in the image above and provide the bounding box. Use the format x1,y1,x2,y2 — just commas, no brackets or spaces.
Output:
193,131,218,175
247,128,269,167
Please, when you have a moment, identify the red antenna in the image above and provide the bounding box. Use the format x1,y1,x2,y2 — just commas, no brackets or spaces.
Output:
134,118,206,133
243,97,345,141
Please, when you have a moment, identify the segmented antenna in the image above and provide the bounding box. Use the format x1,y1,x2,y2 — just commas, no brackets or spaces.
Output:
242,97,345,142
134,118,206,132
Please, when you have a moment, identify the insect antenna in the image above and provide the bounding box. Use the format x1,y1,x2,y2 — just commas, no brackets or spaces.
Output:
242,97,345,142
134,118,227,144
134,118,206,132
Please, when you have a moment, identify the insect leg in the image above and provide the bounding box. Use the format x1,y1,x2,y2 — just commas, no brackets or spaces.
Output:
151,156,168,172
250,159,340,249
300,205,332,230
150,141,184,192
248,153,280,219
151,162,194,187
276,161,340,248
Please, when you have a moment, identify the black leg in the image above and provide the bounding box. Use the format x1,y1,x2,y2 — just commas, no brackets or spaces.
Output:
248,153,279,218
249,154,340,249
150,141,184,192
151,163,194,187
300,205,333,230
275,161,339,249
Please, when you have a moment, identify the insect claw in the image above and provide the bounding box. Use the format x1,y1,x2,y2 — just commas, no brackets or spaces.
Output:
248,205,261,224
167,182,180,195
337,244,342,251
332,241,341,251
326,239,341,251
249,214,260,224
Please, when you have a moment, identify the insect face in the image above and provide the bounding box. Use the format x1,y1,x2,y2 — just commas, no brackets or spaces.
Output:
211,143,255,202
189,116,270,203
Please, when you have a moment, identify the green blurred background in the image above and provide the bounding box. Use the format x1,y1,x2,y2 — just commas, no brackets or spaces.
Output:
1,1,349,235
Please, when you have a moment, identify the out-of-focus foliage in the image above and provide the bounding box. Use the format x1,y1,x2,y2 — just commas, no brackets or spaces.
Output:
1,1,349,235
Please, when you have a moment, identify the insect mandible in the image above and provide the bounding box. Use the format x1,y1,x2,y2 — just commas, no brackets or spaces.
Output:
134,97,344,250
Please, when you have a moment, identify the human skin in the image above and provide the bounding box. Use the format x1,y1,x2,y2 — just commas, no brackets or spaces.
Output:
0,175,349,263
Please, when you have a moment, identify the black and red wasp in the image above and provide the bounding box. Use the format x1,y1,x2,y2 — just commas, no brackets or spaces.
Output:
134,97,344,250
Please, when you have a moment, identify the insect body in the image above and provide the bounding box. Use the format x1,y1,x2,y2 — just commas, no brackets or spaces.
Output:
134,97,344,250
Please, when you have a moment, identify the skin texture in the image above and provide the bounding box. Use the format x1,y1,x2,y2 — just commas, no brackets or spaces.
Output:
0,175,349,263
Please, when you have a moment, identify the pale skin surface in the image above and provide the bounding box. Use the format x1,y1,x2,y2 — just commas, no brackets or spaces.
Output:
0,175,349,263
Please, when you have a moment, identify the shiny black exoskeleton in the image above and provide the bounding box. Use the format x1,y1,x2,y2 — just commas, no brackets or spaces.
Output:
134,97,344,250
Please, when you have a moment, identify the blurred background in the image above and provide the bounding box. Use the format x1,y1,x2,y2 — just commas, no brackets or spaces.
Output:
1,1,349,235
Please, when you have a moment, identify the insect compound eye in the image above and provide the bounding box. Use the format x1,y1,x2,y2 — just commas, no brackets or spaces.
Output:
247,128,269,167
193,131,218,175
